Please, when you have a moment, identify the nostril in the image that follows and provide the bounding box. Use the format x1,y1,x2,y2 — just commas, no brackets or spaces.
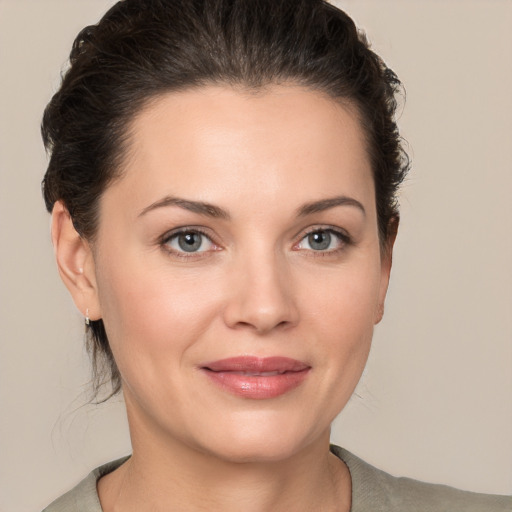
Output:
222,272,300,333
235,321,257,329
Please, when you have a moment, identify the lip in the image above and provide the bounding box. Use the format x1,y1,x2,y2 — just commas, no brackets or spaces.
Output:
200,356,311,399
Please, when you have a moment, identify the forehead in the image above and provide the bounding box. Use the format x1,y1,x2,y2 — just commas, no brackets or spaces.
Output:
107,84,375,218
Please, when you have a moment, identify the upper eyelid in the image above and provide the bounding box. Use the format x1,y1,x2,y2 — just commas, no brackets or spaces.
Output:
296,225,351,242
160,226,215,243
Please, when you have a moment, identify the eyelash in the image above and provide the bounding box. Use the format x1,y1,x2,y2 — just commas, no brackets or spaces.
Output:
160,227,219,259
159,226,352,259
293,226,352,256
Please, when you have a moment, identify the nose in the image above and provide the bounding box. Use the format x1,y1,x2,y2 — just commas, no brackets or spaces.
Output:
223,253,299,334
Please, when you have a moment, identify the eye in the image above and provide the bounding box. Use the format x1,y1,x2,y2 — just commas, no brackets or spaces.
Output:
295,228,348,252
163,230,215,254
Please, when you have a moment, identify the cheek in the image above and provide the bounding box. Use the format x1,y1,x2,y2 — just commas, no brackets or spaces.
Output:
305,256,382,333
303,257,381,380
95,254,223,372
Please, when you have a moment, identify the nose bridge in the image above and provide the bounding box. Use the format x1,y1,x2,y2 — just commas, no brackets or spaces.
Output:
224,243,298,333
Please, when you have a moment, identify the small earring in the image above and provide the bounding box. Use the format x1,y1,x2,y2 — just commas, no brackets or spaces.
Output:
85,308,90,325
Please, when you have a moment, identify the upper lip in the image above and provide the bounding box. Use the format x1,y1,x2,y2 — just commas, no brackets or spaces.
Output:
202,356,310,373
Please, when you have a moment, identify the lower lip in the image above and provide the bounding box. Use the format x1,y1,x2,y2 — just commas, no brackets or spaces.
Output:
202,369,310,399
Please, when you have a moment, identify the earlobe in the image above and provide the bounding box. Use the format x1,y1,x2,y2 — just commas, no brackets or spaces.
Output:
51,201,101,321
374,216,399,325
374,302,385,325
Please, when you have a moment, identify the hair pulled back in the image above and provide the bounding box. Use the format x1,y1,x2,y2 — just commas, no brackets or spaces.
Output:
42,0,409,400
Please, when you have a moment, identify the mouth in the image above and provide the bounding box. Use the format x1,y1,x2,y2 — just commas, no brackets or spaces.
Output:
200,356,311,399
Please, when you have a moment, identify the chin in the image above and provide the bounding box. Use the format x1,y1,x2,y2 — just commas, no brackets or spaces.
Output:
203,439,307,465
190,410,330,464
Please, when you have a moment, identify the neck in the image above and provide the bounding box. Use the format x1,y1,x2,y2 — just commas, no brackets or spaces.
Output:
98,411,351,512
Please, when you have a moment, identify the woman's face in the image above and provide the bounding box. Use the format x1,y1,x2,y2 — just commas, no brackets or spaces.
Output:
88,85,392,462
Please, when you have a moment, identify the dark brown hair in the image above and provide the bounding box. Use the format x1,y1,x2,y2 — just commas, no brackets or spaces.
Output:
42,0,409,400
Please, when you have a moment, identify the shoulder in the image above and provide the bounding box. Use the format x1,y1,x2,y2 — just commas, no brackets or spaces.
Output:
42,457,129,512
330,445,512,512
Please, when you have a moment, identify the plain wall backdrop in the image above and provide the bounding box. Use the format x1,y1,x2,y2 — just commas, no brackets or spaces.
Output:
0,1,511,510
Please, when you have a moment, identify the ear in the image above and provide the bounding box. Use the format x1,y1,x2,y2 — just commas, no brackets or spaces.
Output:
51,201,101,321
374,216,399,324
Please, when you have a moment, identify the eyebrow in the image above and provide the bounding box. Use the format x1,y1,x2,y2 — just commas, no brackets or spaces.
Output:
297,196,366,217
138,194,365,220
138,196,231,219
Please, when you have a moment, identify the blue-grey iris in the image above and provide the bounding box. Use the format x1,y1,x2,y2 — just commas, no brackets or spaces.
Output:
178,233,202,252
308,231,331,251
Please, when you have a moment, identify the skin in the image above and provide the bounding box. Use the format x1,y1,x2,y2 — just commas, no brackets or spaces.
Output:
52,84,395,511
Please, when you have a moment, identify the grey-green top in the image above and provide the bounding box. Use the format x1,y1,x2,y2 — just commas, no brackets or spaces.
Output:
43,445,512,511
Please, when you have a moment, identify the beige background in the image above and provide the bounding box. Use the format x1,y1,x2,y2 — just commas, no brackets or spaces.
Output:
0,1,511,510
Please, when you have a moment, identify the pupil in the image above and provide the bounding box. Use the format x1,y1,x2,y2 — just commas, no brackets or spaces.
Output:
178,233,202,252
309,231,331,251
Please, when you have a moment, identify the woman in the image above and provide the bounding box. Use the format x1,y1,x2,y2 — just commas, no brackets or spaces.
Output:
39,0,511,510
